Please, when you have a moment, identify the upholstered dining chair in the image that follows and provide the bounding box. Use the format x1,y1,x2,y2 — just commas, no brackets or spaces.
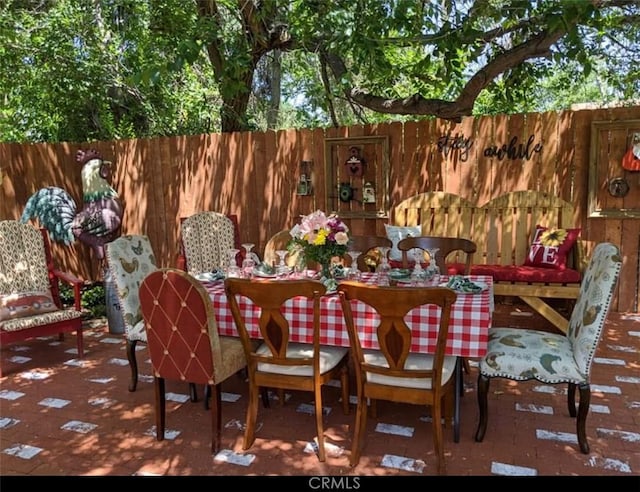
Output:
0,220,84,375
397,236,477,275
474,242,622,454
346,235,393,272
139,268,247,453
337,281,458,474
105,234,159,392
224,278,350,462
180,211,237,276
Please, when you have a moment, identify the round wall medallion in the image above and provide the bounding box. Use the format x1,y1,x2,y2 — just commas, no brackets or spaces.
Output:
608,177,629,198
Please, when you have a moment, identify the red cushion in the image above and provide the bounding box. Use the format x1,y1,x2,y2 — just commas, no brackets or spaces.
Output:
523,225,580,271
446,262,581,283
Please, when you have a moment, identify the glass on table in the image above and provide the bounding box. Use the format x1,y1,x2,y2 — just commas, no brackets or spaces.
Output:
375,246,391,286
275,249,290,278
226,248,242,278
241,243,257,278
425,247,441,285
346,250,362,281
410,248,427,286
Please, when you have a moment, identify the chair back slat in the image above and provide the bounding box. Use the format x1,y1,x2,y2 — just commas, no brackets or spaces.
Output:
398,236,476,274
338,282,457,385
224,278,326,369
347,235,392,272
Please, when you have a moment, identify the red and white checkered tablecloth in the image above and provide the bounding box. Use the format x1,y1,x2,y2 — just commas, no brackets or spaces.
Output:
202,274,493,358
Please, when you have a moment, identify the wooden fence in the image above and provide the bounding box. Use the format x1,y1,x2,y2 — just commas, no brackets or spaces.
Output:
1,106,639,313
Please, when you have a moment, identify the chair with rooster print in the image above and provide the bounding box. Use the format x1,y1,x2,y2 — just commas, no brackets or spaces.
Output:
105,234,158,392
474,242,622,454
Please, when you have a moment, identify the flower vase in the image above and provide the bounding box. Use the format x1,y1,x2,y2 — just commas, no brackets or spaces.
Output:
319,260,338,292
320,261,332,280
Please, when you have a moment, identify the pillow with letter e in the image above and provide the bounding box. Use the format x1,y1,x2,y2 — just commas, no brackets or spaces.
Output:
523,225,580,271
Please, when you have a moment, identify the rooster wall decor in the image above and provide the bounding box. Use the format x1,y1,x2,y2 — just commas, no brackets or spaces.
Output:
20,149,124,261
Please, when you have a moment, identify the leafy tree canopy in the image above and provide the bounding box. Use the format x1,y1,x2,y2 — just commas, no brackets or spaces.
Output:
1,0,638,142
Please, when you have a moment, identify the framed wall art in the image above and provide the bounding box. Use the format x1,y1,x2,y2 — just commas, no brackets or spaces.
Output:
588,119,640,219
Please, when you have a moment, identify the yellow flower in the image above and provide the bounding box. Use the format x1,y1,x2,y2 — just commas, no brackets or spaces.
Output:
540,228,567,247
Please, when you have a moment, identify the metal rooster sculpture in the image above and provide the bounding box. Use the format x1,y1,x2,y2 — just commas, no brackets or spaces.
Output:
21,149,123,260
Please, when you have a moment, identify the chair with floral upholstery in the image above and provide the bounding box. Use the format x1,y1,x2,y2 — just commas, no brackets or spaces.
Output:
105,234,158,392
474,242,622,454
180,212,237,276
0,220,85,375
139,268,247,453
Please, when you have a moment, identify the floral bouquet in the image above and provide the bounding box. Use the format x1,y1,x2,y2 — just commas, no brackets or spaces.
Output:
288,210,350,280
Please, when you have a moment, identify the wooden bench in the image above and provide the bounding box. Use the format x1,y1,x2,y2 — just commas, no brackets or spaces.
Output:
392,191,584,334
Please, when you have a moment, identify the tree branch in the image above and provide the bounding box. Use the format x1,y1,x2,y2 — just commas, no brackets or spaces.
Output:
324,26,569,122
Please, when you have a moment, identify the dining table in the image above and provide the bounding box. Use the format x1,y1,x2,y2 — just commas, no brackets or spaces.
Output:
201,272,494,442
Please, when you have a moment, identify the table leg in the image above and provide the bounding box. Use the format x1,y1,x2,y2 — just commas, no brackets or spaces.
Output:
454,356,461,443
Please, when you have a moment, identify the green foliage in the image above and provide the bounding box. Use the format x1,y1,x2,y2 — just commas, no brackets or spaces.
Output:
59,282,106,319
1,0,637,142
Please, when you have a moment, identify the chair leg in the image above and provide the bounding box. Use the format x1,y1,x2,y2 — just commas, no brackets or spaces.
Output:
243,381,260,450
474,373,490,442
76,327,84,358
189,383,198,403
314,384,326,462
204,384,212,410
567,382,577,417
576,383,591,454
126,339,139,392
340,364,350,415
154,377,166,442
260,387,270,408
350,393,368,467
210,384,222,453
432,397,446,475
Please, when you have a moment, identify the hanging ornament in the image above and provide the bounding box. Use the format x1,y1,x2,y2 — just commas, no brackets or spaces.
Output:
344,146,365,177
621,133,640,172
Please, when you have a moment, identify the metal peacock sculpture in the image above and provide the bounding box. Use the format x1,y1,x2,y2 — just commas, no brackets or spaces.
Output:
21,149,124,260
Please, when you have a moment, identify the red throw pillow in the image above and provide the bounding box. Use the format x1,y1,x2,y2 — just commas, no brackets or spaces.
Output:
524,225,580,270
0,290,58,321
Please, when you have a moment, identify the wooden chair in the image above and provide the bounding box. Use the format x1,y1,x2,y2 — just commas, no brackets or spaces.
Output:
139,268,247,453
224,278,350,462
397,236,477,274
475,242,622,454
262,229,303,269
398,235,477,376
0,220,84,375
346,235,392,272
337,281,457,474
180,212,237,276
105,234,158,392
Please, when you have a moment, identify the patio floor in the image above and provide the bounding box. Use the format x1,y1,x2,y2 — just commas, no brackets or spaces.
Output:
0,302,639,478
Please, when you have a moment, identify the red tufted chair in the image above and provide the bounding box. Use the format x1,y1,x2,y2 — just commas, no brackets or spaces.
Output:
138,268,247,453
